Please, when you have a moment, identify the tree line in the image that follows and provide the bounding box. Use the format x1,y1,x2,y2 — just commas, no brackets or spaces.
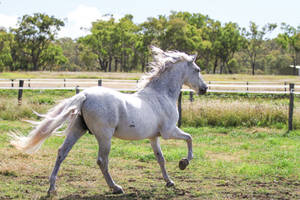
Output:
0,12,299,75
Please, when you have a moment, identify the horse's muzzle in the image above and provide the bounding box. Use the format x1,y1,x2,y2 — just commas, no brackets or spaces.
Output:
198,86,208,95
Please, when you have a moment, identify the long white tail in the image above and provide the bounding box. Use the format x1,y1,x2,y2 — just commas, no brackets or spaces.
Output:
10,93,87,154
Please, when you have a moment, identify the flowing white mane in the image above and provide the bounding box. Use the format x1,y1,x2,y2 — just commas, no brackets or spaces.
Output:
138,46,194,89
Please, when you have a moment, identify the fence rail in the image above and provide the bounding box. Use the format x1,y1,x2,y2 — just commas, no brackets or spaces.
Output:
0,79,297,130
1,78,300,94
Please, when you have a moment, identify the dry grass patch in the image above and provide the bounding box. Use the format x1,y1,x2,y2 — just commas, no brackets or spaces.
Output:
182,98,288,127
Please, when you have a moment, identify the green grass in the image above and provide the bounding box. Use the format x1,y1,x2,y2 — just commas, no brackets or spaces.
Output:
0,121,300,199
0,87,300,199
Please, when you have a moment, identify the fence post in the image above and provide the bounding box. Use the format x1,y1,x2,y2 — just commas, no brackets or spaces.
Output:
98,79,102,86
284,81,287,93
178,91,182,127
28,79,31,87
75,86,80,94
246,81,249,92
18,80,24,105
64,79,66,87
288,83,295,132
11,79,14,87
189,91,194,102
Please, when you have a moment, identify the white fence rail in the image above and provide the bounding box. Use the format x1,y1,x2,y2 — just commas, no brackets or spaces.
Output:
0,78,299,94
0,79,297,130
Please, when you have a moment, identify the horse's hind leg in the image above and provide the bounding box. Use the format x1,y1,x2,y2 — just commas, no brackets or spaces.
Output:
150,137,174,187
94,128,124,194
47,117,86,195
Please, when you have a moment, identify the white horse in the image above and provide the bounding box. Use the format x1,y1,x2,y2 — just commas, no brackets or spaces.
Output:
10,46,207,195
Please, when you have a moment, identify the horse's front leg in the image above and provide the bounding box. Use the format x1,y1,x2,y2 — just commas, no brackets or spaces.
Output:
161,127,193,170
150,137,174,187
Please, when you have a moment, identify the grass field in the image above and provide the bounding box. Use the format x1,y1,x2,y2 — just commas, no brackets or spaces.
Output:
1,72,300,199
0,122,300,200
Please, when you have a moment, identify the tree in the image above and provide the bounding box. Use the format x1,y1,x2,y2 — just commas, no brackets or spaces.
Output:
40,43,68,71
161,18,198,52
140,17,167,71
242,22,277,75
0,28,13,71
200,19,221,73
117,14,139,72
79,16,123,72
11,13,65,70
276,23,300,75
57,37,84,71
217,22,243,74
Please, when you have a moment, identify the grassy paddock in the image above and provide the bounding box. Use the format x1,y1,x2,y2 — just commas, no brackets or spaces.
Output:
0,74,300,199
0,122,299,199
1,90,299,129
182,93,300,129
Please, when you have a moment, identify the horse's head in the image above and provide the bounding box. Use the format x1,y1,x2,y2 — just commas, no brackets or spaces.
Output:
183,55,207,95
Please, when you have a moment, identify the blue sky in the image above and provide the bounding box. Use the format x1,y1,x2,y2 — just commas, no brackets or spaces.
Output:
0,0,299,38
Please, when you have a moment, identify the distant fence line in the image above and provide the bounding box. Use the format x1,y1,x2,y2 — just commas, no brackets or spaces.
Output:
1,78,300,94
0,79,297,131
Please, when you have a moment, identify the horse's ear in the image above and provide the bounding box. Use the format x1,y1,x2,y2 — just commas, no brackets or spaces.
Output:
150,46,164,54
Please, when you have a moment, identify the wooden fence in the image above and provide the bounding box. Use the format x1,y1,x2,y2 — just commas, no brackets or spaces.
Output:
0,79,298,131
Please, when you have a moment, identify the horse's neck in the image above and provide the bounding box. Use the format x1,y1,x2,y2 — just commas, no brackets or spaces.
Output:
141,67,184,102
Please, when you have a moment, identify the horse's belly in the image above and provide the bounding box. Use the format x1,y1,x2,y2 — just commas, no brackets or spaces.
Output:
114,120,159,140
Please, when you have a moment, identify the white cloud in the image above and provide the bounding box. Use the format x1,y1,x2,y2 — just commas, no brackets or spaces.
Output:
0,14,18,30
58,5,104,39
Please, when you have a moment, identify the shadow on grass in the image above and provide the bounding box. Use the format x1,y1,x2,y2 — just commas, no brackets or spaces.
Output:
58,193,139,200
39,187,186,200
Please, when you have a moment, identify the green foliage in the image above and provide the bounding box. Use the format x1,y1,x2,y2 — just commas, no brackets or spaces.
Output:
40,43,68,70
0,29,13,71
0,12,299,75
9,13,65,71
276,23,300,75
242,22,277,75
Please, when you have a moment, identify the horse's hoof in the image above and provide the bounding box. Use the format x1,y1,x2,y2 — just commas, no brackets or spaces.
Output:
112,185,124,194
166,181,175,187
179,158,189,170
